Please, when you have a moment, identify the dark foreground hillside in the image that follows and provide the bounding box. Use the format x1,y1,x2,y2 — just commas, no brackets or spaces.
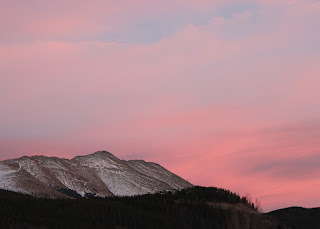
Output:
268,207,320,229
1,186,282,229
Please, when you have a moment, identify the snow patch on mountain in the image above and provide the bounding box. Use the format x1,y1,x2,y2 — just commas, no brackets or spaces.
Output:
0,163,17,190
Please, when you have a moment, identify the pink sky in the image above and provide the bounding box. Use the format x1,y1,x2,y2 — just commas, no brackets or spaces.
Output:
1,0,320,212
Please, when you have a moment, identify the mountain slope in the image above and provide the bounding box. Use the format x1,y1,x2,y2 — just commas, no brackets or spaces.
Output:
0,151,192,198
125,159,191,190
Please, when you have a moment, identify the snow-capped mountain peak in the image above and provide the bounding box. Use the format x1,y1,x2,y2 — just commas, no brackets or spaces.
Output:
0,151,192,198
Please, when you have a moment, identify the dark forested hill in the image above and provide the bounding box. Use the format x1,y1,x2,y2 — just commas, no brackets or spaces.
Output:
268,206,320,229
0,186,284,229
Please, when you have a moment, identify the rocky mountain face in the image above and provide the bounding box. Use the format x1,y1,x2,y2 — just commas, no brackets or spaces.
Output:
0,151,192,198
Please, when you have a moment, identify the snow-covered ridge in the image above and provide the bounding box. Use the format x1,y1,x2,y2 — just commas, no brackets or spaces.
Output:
0,151,192,198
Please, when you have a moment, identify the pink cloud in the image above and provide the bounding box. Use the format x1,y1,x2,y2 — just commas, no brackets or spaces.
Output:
1,0,320,212
2,0,315,42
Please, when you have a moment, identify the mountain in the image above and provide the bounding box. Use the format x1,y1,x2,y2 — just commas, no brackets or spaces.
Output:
0,151,192,198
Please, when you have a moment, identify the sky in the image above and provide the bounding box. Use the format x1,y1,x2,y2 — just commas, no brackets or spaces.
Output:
1,0,320,212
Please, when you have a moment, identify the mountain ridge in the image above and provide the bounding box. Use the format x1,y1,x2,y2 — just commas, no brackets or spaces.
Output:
0,151,192,198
